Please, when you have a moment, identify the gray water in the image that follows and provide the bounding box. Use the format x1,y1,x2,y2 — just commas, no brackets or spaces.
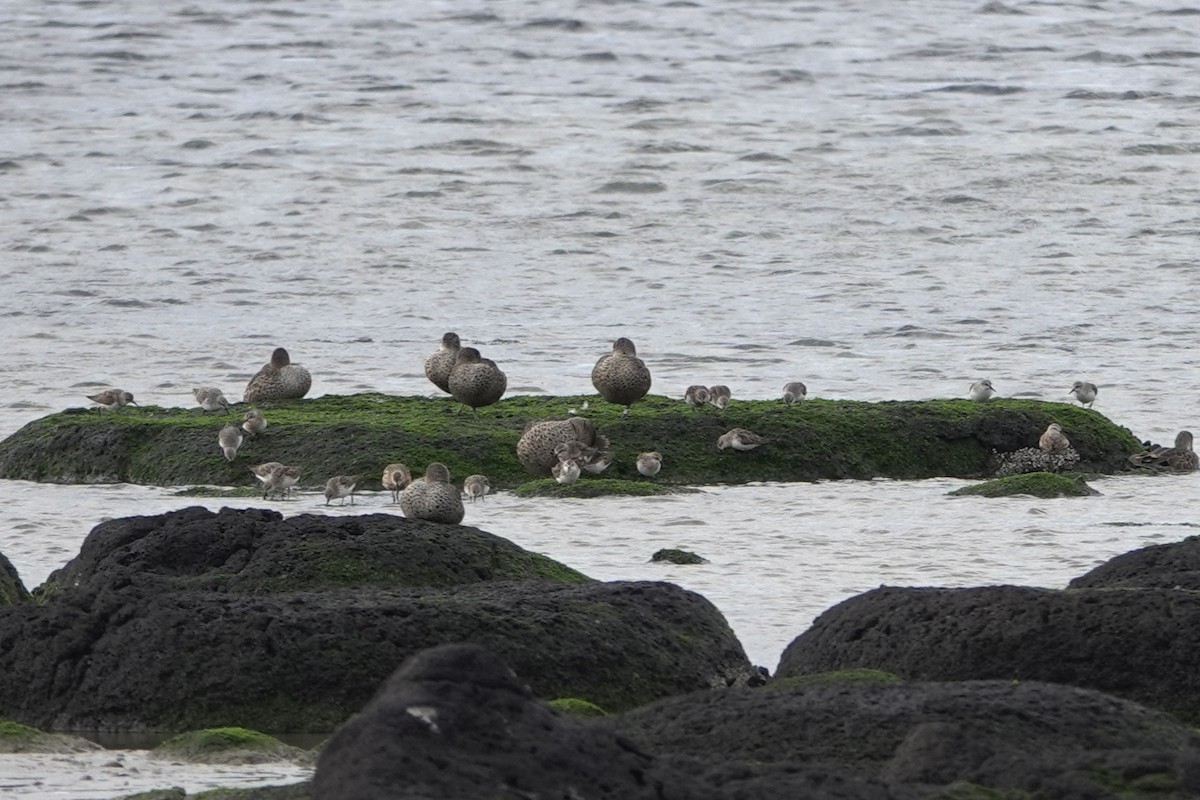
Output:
3,0,1200,795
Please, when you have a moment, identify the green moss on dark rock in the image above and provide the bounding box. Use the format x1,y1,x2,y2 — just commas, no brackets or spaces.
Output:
513,478,688,498
0,394,1142,488
153,727,304,763
650,548,709,565
0,553,29,605
950,472,1097,498
547,698,608,717
0,717,101,753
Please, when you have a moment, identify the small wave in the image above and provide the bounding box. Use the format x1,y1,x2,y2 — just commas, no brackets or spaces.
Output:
594,181,666,194
1067,51,1135,63
1123,143,1200,155
521,18,587,30
929,84,1024,95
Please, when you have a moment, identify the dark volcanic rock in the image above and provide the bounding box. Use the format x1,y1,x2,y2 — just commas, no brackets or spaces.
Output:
0,551,28,605
776,585,1200,723
1070,536,1200,589
0,508,753,731
608,678,1200,799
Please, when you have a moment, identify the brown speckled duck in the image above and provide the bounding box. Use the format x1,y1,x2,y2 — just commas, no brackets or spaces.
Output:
591,337,651,417
400,462,465,524
1129,430,1199,473
243,347,311,403
448,347,507,415
423,332,461,394
517,417,600,477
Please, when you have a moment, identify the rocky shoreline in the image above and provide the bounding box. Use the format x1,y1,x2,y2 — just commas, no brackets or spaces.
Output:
3,510,1200,798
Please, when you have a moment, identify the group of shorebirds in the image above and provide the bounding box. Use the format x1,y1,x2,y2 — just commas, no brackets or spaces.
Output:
82,342,1196,520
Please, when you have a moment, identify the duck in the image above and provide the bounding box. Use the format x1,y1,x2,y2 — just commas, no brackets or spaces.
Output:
423,332,461,394
591,337,651,417
517,417,601,476
1129,431,1199,473
448,347,507,415
400,463,465,524
243,347,311,403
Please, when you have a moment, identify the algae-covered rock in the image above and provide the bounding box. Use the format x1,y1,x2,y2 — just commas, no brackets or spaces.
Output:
1070,536,1200,590
513,477,686,498
949,471,1098,498
651,548,709,565
152,727,308,764
0,393,1142,488
0,552,28,605
0,717,102,753
0,508,754,732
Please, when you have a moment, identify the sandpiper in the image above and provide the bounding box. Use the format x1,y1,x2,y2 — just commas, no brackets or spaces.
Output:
448,347,507,416
382,463,412,503
324,475,358,506
1039,423,1070,455
552,458,581,485
243,347,312,403
423,332,462,395
463,474,490,503
969,379,995,402
636,451,663,478
708,385,731,411
251,463,300,500
241,408,267,437
1069,381,1098,408
580,434,613,475
684,385,710,408
88,389,137,410
591,337,651,417
218,422,243,462
782,382,807,406
400,463,465,524
717,428,769,451
193,386,230,412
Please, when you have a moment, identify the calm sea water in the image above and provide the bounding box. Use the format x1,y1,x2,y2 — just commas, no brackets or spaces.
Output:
3,0,1200,794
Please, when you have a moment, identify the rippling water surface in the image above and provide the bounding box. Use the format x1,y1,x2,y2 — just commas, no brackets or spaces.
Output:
3,0,1200,794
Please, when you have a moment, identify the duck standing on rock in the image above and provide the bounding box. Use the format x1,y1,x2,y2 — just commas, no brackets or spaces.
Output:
400,463,465,524
423,332,461,395
517,417,601,476
591,337,651,417
448,347,507,416
243,347,311,403
1130,431,1199,473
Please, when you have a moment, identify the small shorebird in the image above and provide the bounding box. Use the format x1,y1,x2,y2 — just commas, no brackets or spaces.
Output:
88,389,137,410
684,385,710,408
448,347,507,416
591,337,652,417
251,462,300,500
241,408,267,437
1039,423,1071,455
636,451,663,478
969,379,995,402
717,428,769,452
243,347,311,403
782,382,807,406
708,385,731,411
552,458,581,485
463,474,490,503
1129,430,1199,473
423,332,462,395
1069,381,1098,408
324,475,358,506
218,422,243,462
580,434,613,475
400,463,465,524
193,386,230,412
382,463,412,503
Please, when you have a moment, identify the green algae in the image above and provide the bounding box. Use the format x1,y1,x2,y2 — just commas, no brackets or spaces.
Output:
0,393,1143,489
547,697,608,717
650,548,709,565
153,727,301,762
0,718,39,741
950,471,1097,498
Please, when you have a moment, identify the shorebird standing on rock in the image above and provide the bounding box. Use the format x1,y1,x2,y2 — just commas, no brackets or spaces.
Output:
1039,423,1071,455
782,382,807,406
636,452,663,478
708,385,732,411
717,428,770,452
463,474,490,503
193,386,229,412
88,389,137,410
969,379,995,402
1070,381,1098,408
324,475,358,506
382,463,412,503
684,385,710,408
218,422,243,462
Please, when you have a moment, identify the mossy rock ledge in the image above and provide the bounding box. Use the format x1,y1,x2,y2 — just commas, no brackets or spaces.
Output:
151,727,309,765
0,507,754,732
949,471,1098,498
0,394,1141,488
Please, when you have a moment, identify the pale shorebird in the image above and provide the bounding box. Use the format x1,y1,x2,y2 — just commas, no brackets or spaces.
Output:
448,347,507,416
251,462,300,500
324,475,358,506
381,463,412,504
218,422,243,462
580,434,613,475
552,458,581,485
241,408,267,437
1129,430,1199,473
708,385,731,411
463,474,490,503
399,463,465,524
636,451,663,478
969,379,995,402
782,382,808,406
423,332,462,395
243,347,311,403
684,385,710,408
1069,381,1098,408
87,389,137,410
193,386,230,412
591,337,652,417
1039,423,1071,455
717,428,770,451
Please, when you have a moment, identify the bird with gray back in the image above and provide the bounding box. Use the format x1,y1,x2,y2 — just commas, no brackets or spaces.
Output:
243,347,312,403
400,463,465,524
1039,423,1071,455
463,474,490,503
591,337,651,417
424,332,461,394
717,428,770,451
782,382,807,406
88,389,137,410
193,386,230,412
552,458,581,485
382,463,412,504
708,385,731,411
1130,430,1199,473
324,475,358,506
218,422,243,462
1070,381,1098,408
448,347,507,415
684,385,710,408
636,451,663,478
969,379,995,402
241,408,267,437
